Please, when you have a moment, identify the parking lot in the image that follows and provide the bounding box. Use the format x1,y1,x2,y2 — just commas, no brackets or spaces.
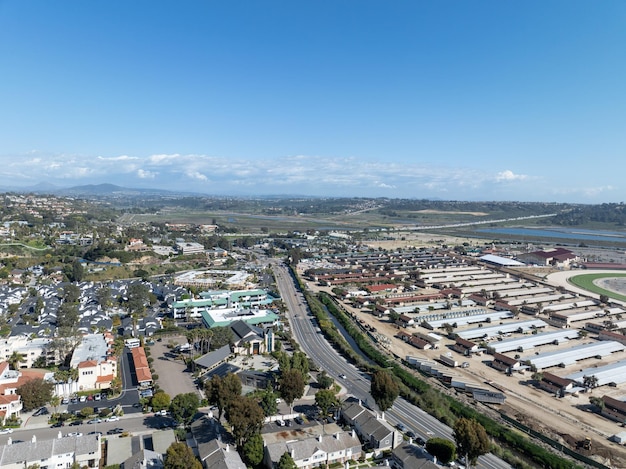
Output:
148,336,202,398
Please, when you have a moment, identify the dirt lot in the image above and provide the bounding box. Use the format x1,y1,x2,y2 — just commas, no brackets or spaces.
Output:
299,262,626,468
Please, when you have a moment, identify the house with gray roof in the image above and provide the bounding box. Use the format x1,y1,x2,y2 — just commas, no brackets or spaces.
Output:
195,344,233,371
341,399,401,453
230,320,273,355
391,442,439,469
122,448,163,469
189,415,246,469
0,433,101,469
263,430,361,469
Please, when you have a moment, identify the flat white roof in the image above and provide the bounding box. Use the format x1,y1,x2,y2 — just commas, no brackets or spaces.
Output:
567,359,626,387
523,341,626,371
489,330,580,354
480,254,525,266
456,319,547,340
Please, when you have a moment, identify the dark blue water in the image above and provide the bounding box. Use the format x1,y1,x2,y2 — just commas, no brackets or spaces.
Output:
477,227,626,243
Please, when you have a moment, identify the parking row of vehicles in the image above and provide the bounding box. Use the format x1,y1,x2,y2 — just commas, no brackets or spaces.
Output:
61,393,106,405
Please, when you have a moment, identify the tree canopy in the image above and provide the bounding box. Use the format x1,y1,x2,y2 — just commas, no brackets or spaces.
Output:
164,442,202,469
315,389,339,418
370,369,399,411
242,433,265,466
17,378,54,411
169,392,200,425
225,395,265,448
205,373,241,419
277,452,298,469
426,437,456,464
453,418,491,466
278,369,305,408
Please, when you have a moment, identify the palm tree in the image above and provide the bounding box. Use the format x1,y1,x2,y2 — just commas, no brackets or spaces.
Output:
7,351,25,370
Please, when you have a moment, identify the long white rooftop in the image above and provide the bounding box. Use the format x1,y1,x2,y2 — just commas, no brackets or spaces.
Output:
523,340,625,371
488,329,580,354
456,319,547,340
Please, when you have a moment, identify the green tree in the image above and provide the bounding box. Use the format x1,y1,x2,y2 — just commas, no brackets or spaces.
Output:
370,369,399,412
164,442,202,469
63,284,81,304
151,391,171,411
242,433,265,466
17,378,54,411
315,389,338,418
317,371,334,390
205,373,241,420
169,393,200,425
290,351,309,378
258,387,279,417
453,418,491,467
426,437,456,464
278,369,305,410
225,396,265,448
277,451,298,469
7,351,25,370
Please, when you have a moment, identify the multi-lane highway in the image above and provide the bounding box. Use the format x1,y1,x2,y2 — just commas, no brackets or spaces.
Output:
272,261,510,469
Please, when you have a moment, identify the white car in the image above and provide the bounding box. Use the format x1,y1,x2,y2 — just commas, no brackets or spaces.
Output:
105,416,119,422
0,428,13,434
339,374,347,379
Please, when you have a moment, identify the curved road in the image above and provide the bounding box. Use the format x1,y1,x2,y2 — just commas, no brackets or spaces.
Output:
272,262,509,469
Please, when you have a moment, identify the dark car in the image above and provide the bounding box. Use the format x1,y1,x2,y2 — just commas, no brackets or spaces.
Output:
294,416,304,425
107,427,124,435
285,419,292,427
69,420,83,426
406,430,416,439
51,421,64,428
416,436,426,446
33,407,49,416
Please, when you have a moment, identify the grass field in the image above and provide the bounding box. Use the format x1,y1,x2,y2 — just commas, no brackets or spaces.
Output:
569,273,626,302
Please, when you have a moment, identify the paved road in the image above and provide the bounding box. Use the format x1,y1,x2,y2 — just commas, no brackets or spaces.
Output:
273,261,510,469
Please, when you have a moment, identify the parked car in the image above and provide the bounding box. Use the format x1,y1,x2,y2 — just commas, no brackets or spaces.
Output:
79,395,87,403
87,418,102,424
276,419,285,427
285,419,292,427
86,395,93,401
294,416,304,425
69,420,83,426
156,409,167,416
62,397,70,405
94,393,101,401
51,421,64,428
397,422,407,432
406,430,416,439
66,432,83,437
0,428,13,434
105,416,119,422
139,390,153,398
107,427,124,435
416,437,426,446
88,431,102,436
33,407,49,416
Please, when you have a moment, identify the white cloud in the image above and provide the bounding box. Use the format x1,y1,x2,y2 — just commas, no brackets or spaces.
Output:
495,170,527,182
137,169,157,179
186,170,208,181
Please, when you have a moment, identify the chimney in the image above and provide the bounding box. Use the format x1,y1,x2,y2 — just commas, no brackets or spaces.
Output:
334,432,339,439
381,411,385,420
32,435,37,443
58,431,63,439
225,444,229,452
351,429,356,438
290,448,295,458
317,434,323,442
6,437,11,445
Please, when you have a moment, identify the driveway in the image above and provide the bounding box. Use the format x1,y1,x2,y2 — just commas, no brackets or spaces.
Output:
148,336,201,399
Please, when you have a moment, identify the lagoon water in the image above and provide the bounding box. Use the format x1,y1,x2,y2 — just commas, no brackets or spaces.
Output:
477,227,626,243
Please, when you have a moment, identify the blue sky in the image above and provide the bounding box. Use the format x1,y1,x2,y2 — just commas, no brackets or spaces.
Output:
1,1,625,203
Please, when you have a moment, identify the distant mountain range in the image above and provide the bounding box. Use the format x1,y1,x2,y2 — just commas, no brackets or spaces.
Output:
1,182,194,197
